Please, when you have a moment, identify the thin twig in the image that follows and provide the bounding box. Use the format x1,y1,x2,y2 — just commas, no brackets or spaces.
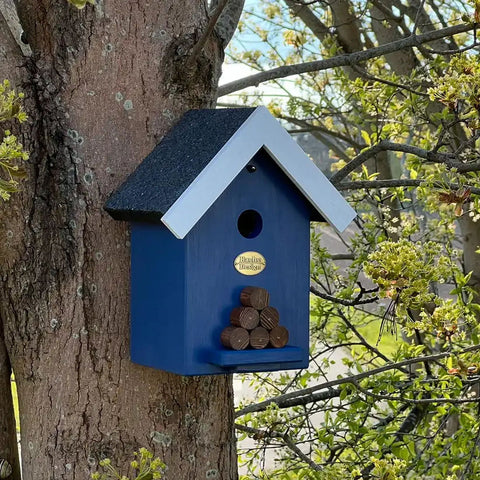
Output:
235,423,323,471
336,308,399,368
459,419,480,479
412,0,427,33
187,0,229,66
281,115,365,148
351,64,430,97
418,41,480,56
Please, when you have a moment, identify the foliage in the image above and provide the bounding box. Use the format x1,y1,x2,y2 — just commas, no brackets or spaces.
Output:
364,240,476,337
0,80,28,200
91,448,165,480
227,1,480,479
364,240,449,310
428,53,480,126
67,0,95,9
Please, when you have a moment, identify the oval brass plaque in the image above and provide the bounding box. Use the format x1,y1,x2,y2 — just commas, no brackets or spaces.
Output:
234,251,266,276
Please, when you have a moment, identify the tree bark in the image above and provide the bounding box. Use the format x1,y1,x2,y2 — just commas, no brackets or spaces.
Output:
369,3,418,75
0,1,238,479
0,9,24,480
459,215,480,295
0,319,19,480
328,0,362,54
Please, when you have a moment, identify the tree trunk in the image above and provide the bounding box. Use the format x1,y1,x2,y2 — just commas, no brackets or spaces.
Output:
0,8,24,480
0,1,238,479
0,320,19,480
458,215,480,296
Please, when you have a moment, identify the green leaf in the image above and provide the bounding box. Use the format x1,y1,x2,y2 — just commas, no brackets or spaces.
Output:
67,0,95,8
339,387,349,401
0,178,17,192
361,130,371,146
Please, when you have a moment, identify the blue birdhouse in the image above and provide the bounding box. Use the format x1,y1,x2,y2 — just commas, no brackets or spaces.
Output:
105,107,356,375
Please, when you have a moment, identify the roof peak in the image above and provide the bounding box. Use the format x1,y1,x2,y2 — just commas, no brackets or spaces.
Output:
106,107,356,238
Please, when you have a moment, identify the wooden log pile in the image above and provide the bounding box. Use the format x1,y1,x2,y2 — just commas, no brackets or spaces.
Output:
221,286,289,350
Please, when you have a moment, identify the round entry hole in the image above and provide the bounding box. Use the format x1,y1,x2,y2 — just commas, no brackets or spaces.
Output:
238,210,263,238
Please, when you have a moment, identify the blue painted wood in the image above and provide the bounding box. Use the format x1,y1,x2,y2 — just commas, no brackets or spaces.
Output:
207,346,305,367
129,148,311,375
130,223,187,372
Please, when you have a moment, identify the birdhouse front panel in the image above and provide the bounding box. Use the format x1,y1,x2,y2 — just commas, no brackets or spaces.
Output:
184,148,311,375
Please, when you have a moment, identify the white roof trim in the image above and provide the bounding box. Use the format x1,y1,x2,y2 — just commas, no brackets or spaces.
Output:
161,106,356,239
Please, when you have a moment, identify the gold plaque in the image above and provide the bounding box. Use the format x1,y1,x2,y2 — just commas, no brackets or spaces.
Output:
234,251,266,276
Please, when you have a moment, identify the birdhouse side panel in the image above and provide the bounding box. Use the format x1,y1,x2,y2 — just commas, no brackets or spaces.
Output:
130,223,187,373
184,149,311,375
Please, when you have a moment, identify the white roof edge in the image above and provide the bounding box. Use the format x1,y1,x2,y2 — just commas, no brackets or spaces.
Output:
161,106,356,239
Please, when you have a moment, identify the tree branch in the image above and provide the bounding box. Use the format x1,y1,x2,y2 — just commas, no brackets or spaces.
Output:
188,0,229,65
418,40,480,56
412,0,427,33
335,179,480,196
213,0,245,48
310,284,378,306
374,403,410,430
0,0,30,56
353,379,480,405
395,405,425,441
351,64,431,97
370,0,404,28
336,308,396,367
330,253,354,260
218,22,476,96
0,2,25,81
285,0,329,42
235,344,480,417
459,421,480,480
330,139,480,185
329,141,389,184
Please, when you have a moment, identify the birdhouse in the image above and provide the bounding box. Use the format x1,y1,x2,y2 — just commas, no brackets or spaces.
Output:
105,107,356,375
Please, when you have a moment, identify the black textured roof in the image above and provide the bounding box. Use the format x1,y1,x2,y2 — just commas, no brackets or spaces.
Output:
105,108,257,223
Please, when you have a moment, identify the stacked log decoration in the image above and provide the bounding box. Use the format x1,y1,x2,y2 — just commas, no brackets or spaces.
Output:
220,286,290,350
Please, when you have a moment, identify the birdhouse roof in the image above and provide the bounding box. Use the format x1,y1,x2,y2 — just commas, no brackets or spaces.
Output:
105,106,356,239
